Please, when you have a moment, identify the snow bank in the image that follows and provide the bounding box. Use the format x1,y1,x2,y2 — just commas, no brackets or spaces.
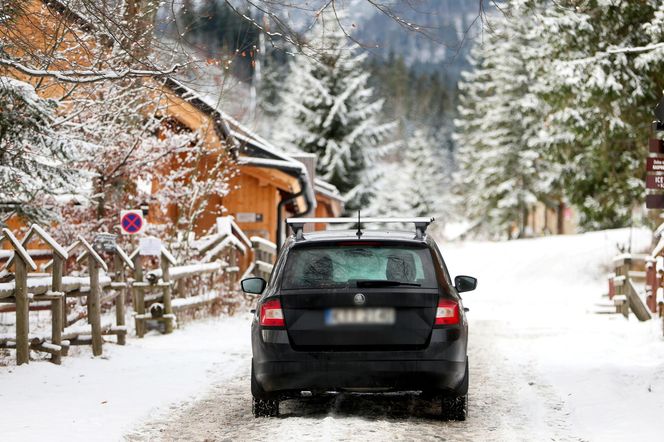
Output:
0,314,251,442
443,228,664,441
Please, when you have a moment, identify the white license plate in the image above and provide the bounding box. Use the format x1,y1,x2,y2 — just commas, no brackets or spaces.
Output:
325,308,396,325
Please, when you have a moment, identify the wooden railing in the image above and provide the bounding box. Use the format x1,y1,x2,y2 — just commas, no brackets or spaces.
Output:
607,253,651,321
250,236,277,281
0,217,266,366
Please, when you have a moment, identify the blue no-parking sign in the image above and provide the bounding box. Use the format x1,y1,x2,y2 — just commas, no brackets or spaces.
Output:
120,210,145,235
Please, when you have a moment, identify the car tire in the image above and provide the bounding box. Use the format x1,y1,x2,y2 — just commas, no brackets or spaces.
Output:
441,394,467,421
440,357,469,421
251,361,279,418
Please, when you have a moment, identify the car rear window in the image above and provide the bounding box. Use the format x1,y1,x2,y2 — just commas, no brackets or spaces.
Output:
281,243,438,289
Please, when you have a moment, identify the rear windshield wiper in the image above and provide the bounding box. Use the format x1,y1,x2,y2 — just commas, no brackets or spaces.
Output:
355,280,421,288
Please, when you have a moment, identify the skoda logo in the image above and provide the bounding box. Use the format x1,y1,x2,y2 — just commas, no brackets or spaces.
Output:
354,293,366,306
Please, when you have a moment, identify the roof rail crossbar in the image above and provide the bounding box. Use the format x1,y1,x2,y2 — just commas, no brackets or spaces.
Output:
285,217,435,240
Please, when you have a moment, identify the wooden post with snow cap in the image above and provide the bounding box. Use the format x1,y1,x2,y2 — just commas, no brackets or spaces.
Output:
21,225,68,364
42,239,84,332
161,246,177,334
79,236,107,356
2,228,37,365
113,244,134,345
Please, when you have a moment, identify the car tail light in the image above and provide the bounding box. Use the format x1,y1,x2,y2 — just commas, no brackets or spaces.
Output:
260,298,285,327
435,298,459,325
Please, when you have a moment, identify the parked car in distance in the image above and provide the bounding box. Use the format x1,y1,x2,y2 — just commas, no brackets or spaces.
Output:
242,217,477,420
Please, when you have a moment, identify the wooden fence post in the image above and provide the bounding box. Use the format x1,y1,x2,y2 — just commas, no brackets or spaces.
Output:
133,252,145,338
6,225,69,364
161,247,177,334
2,228,38,365
79,236,107,356
229,247,237,289
113,244,134,345
51,255,64,363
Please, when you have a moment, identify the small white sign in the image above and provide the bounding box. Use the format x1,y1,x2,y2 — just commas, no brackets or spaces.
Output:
237,212,263,223
120,210,145,235
139,236,162,256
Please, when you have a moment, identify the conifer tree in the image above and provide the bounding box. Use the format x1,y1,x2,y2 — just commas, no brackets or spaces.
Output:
0,77,82,225
369,129,447,219
454,3,558,237
277,11,396,211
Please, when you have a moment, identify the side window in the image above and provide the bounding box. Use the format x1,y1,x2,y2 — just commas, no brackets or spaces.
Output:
268,241,290,287
429,241,454,288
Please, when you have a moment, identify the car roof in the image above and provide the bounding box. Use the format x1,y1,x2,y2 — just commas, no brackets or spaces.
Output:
289,229,430,245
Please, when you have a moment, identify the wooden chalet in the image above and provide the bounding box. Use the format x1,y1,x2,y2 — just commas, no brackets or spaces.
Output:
2,1,344,254
160,79,344,245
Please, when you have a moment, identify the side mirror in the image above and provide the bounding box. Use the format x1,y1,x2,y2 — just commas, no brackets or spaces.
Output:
454,275,477,293
241,277,267,295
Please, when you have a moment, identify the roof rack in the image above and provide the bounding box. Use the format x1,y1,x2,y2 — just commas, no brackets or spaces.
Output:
285,217,435,240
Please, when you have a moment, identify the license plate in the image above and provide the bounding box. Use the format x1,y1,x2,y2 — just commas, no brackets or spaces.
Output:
325,308,396,325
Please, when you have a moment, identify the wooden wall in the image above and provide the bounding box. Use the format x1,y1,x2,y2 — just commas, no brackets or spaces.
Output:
222,172,280,243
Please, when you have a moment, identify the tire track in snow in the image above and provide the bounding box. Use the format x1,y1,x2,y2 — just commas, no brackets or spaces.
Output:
126,318,581,441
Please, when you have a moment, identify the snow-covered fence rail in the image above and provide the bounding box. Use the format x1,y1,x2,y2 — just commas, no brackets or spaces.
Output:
0,226,130,365
606,253,651,321
0,218,264,366
132,250,239,335
250,236,277,281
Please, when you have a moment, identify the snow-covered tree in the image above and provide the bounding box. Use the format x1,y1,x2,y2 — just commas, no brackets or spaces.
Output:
0,76,83,225
534,0,662,229
53,80,235,253
277,11,397,211
369,129,446,219
454,2,559,237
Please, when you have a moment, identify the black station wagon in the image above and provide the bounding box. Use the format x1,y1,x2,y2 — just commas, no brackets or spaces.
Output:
241,217,477,420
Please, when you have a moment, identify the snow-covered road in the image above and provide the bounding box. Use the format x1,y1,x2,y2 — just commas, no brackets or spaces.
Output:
3,229,664,441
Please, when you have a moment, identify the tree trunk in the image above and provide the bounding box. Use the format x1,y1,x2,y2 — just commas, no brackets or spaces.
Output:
557,201,565,235
123,0,159,61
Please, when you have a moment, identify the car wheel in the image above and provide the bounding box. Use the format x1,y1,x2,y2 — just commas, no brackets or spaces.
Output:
441,394,467,421
251,361,279,417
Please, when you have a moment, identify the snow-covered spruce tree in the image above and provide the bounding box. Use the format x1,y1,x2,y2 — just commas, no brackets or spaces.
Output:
535,1,664,229
277,11,397,212
454,2,559,238
369,129,446,219
0,77,83,225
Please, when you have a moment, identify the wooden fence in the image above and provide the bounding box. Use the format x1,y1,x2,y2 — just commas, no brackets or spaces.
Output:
0,217,277,366
605,248,663,327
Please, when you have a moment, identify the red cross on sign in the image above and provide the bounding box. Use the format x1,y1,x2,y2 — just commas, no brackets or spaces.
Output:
120,210,145,235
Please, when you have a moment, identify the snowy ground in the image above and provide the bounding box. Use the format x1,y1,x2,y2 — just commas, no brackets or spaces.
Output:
2,228,664,441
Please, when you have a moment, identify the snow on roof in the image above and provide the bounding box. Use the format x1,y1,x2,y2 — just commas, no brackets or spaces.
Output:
237,156,305,173
314,178,345,202
164,79,316,212
222,112,305,168
163,78,237,150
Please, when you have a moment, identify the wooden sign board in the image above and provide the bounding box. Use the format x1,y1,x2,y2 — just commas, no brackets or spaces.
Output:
646,194,664,209
646,157,664,173
647,175,664,190
650,138,664,153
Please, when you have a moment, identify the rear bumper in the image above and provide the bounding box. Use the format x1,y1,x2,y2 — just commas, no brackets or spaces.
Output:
254,358,466,394
252,325,468,395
